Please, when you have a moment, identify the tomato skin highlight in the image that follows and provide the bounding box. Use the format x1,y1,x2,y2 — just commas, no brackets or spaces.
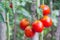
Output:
20,18,29,30
25,26,35,38
40,16,52,28
40,5,50,15
32,20,44,32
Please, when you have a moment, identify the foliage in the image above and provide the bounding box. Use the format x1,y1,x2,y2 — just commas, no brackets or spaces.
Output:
0,0,59,40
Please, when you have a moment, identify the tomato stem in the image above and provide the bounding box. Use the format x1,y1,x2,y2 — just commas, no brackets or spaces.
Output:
5,0,10,40
41,0,44,40
12,0,17,40
37,0,40,19
41,31,44,40
37,0,41,40
42,0,44,5
6,12,10,40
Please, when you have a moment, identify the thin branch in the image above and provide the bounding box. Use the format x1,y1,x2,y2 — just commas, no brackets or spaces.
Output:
31,0,39,40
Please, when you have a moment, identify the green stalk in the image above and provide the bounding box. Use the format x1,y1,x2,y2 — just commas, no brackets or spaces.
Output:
41,0,44,40
42,0,44,5
40,0,45,40
12,0,16,13
37,0,44,40
6,12,10,40
37,0,43,40
37,0,40,19
4,0,10,40
12,0,17,40
41,31,44,40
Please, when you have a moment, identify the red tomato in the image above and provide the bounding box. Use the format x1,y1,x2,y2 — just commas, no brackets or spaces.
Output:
40,16,52,28
25,26,35,38
20,18,29,30
10,3,13,8
32,20,44,32
40,5,50,15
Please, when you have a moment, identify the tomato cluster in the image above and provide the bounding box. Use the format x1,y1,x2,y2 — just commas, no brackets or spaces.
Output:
19,5,52,38
20,18,35,38
40,4,52,28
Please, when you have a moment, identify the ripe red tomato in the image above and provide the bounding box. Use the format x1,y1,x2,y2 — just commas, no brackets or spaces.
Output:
20,18,29,30
40,5,50,15
32,20,44,32
40,16,52,28
25,26,35,38
10,3,13,8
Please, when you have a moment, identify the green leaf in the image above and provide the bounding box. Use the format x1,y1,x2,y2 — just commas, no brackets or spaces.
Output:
37,8,43,16
17,7,32,19
52,10,59,17
52,17,58,27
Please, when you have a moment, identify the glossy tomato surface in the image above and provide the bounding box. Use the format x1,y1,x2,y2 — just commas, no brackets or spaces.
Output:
20,18,29,30
40,16,52,28
25,26,35,38
40,5,50,15
32,20,44,32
